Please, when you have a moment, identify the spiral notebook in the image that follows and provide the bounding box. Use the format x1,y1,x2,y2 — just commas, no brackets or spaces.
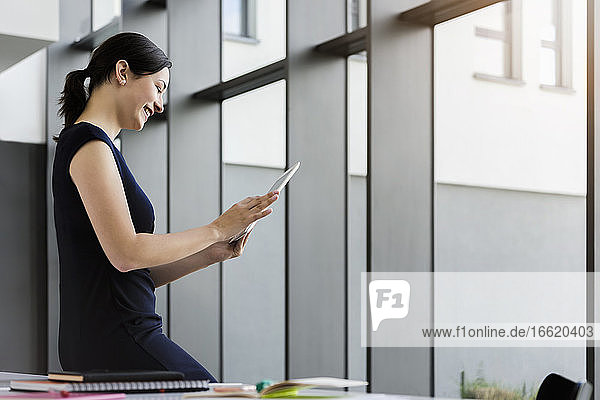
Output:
10,380,210,394
0,392,126,400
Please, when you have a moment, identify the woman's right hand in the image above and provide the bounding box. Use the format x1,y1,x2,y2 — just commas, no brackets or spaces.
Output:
210,191,279,240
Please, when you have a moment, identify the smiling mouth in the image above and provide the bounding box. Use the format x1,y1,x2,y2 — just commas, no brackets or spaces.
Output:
142,107,151,121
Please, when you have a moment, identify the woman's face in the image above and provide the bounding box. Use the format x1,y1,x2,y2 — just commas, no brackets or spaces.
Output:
115,63,170,131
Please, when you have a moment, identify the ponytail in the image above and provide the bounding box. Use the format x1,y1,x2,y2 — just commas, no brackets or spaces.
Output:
54,69,89,142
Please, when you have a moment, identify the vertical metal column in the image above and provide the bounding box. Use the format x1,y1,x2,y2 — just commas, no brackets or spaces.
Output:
167,0,222,381
367,0,433,395
587,0,597,393
286,0,347,379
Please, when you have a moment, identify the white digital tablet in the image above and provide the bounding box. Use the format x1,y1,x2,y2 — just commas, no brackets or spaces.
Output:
229,161,301,243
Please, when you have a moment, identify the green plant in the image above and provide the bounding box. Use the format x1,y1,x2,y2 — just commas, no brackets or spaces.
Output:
459,370,537,400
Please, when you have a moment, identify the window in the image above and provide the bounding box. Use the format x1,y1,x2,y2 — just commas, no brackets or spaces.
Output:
223,0,256,39
221,80,286,382
434,0,587,397
221,0,286,81
540,0,573,89
473,0,522,83
347,0,367,32
347,51,367,385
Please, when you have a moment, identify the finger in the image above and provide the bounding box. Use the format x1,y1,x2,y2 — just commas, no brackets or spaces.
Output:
247,192,273,209
249,192,279,211
251,208,272,222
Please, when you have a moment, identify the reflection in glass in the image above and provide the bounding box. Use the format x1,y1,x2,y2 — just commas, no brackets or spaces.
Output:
223,0,244,37
474,37,505,77
222,80,286,169
540,0,557,42
221,0,285,81
540,47,557,86
473,1,509,78
434,0,586,397
221,79,286,383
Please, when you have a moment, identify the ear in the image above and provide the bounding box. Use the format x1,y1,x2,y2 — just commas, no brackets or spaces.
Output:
114,60,129,83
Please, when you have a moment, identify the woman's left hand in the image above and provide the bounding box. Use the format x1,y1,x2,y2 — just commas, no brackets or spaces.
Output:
205,228,253,263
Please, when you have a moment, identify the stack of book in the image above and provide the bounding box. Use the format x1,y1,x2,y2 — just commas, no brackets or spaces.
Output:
4,372,367,399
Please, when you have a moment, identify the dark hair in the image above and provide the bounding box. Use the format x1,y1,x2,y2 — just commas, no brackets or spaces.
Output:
54,32,172,142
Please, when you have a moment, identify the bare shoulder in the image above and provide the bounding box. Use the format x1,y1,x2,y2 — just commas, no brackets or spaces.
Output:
69,139,117,182
68,138,137,272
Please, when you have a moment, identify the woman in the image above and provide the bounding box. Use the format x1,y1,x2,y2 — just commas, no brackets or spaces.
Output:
52,32,278,381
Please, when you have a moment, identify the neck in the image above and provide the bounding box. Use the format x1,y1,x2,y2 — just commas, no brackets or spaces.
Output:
74,86,122,141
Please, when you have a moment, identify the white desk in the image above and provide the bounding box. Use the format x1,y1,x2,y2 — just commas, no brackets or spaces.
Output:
0,372,454,400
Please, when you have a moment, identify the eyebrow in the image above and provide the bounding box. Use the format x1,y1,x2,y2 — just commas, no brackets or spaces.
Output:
159,79,167,91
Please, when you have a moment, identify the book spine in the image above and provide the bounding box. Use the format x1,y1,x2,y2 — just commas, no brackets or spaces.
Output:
69,380,210,393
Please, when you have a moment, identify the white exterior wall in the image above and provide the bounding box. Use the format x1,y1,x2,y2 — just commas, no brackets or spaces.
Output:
348,55,367,177
222,0,286,81
93,0,122,32
0,0,59,41
435,0,587,196
222,80,286,169
0,49,47,144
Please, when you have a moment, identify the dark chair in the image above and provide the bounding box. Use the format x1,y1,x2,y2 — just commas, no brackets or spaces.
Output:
536,373,592,400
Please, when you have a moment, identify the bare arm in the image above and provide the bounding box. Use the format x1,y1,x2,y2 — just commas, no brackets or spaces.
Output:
149,232,251,288
148,248,216,288
70,140,277,273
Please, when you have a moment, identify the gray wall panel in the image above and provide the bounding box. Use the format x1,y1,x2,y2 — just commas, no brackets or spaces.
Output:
435,183,585,272
122,0,168,52
168,0,222,381
46,0,94,371
222,164,286,383
348,175,367,388
368,0,433,395
0,141,47,373
287,0,347,379
347,176,367,391
433,183,586,396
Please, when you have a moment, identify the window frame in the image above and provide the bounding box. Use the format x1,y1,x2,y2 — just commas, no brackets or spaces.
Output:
540,0,574,92
223,0,258,43
472,0,524,85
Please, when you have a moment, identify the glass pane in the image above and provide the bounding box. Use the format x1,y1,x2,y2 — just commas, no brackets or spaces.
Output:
348,53,367,177
540,0,557,42
222,80,286,168
221,79,286,382
347,51,367,386
92,0,121,31
475,1,505,31
474,36,505,77
434,0,586,397
223,0,243,36
222,0,286,81
347,0,367,33
540,47,557,86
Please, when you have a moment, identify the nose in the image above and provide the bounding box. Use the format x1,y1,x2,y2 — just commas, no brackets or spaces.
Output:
153,96,164,114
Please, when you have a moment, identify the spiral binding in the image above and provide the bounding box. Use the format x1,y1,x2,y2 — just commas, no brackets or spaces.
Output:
65,380,210,393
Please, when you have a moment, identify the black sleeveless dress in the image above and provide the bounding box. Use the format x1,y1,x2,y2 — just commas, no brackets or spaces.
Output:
52,121,217,381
